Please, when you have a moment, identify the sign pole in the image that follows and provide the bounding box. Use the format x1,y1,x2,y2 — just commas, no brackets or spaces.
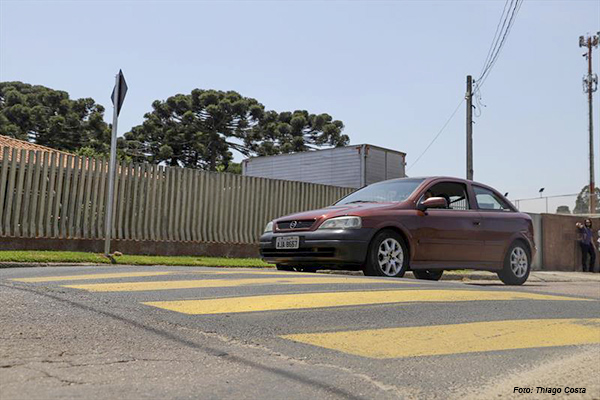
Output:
104,73,120,256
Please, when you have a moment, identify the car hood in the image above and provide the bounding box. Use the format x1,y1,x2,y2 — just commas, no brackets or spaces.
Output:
274,202,410,229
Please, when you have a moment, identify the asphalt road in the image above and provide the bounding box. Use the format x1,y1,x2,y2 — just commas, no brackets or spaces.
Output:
1,266,599,400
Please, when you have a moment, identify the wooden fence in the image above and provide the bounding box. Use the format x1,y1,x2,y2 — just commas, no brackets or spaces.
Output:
0,147,354,244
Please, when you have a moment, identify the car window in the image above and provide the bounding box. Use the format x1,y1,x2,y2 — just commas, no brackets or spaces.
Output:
336,179,425,205
473,186,511,211
419,182,471,210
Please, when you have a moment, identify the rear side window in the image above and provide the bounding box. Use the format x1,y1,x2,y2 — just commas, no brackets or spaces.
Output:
474,186,512,211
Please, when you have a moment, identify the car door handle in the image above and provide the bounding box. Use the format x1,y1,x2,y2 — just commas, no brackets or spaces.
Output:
473,221,481,226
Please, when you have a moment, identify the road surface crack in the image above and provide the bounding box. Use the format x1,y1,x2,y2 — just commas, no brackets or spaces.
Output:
23,366,86,386
174,324,408,398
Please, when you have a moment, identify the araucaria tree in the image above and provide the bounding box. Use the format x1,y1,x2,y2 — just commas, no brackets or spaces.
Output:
123,89,348,171
246,110,347,156
0,81,110,153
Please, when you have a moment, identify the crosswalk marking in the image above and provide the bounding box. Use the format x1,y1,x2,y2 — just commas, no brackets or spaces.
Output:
62,276,408,292
11,271,174,283
142,289,588,315
197,269,306,275
281,318,600,359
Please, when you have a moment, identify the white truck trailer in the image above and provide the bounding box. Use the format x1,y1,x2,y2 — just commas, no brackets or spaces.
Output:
241,144,406,188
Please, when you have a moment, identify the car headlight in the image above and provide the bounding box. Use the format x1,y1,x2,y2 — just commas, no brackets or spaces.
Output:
264,221,274,233
318,216,362,230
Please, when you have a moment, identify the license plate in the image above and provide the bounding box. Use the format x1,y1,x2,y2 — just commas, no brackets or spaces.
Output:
276,236,300,250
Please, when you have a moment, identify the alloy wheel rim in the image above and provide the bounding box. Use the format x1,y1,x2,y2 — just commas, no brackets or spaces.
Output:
377,238,404,276
510,247,528,278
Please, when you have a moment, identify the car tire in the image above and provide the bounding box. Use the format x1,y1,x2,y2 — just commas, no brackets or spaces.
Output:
363,230,408,277
276,264,295,272
412,270,444,281
497,241,531,285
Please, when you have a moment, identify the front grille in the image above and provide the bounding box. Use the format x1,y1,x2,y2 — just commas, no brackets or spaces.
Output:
276,219,315,230
261,247,335,258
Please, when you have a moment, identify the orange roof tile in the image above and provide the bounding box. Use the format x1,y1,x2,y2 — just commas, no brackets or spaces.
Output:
0,135,72,163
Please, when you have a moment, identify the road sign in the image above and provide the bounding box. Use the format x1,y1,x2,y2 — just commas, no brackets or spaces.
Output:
111,69,128,116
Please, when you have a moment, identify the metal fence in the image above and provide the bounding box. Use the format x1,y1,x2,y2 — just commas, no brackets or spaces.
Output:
512,194,581,215
0,147,354,243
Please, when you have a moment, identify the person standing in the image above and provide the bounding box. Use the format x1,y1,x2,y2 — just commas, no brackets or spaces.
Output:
576,219,596,272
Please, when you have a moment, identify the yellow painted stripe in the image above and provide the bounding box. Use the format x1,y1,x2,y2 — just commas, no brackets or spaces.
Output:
11,271,174,283
198,269,304,275
281,318,600,359
63,276,407,292
143,290,589,315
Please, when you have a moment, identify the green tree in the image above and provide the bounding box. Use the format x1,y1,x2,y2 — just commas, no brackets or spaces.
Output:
215,161,242,174
123,89,348,171
573,184,600,214
0,81,110,153
246,110,348,156
123,90,264,170
75,146,132,163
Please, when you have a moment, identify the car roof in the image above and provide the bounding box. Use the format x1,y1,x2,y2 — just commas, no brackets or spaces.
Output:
383,176,500,193
384,176,470,184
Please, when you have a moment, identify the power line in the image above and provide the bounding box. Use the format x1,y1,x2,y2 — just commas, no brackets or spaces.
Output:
409,1,522,173
478,0,513,80
407,98,465,172
475,0,524,92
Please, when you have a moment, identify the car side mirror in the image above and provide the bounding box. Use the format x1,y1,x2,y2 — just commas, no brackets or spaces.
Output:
418,197,448,211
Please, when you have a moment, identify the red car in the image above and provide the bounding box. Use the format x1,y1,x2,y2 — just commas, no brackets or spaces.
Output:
260,176,535,285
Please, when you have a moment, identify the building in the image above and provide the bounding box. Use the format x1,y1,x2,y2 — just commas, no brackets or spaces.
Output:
242,144,406,188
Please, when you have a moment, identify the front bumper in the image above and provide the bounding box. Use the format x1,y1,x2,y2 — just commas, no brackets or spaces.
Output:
259,228,373,267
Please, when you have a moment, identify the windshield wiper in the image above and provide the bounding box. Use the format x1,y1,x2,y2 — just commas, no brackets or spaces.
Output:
345,200,375,204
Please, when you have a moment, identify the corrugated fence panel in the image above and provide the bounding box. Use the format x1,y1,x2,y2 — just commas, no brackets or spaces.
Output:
67,157,79,238
116,161,127,240
0,146,355,244
0,148,9,236
59,155,72,238
21,150,35,237
45,153,57,238
36,152,49,237
155,166,164,241
4,149,17,236
13,150,27,237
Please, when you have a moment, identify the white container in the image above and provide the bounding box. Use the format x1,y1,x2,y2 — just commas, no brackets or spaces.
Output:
242,144,406,188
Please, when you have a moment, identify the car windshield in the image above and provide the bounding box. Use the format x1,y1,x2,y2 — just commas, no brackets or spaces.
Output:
336,179,425,205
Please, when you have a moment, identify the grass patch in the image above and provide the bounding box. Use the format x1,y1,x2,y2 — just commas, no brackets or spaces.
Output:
0,251,273,268
114,254,273,268
0,251,110,264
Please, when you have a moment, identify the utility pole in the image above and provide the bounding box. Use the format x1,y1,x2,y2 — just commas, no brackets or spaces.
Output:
466,75,474,180
580,33,599,214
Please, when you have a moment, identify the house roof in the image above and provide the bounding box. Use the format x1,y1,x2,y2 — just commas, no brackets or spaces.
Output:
0,135,72,163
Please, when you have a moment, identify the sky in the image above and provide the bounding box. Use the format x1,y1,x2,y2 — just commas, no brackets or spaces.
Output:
1,0,599,213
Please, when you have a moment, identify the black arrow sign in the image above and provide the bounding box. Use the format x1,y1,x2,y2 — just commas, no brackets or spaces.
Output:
111,69,128,116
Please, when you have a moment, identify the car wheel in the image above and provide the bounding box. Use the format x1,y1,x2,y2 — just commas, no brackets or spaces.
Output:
363,230,408,277
497,242,531,285
276,264,295,272
412,270,444,281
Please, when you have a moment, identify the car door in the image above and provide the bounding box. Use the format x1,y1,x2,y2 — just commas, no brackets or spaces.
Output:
472,185,519,263
412,181,484,263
